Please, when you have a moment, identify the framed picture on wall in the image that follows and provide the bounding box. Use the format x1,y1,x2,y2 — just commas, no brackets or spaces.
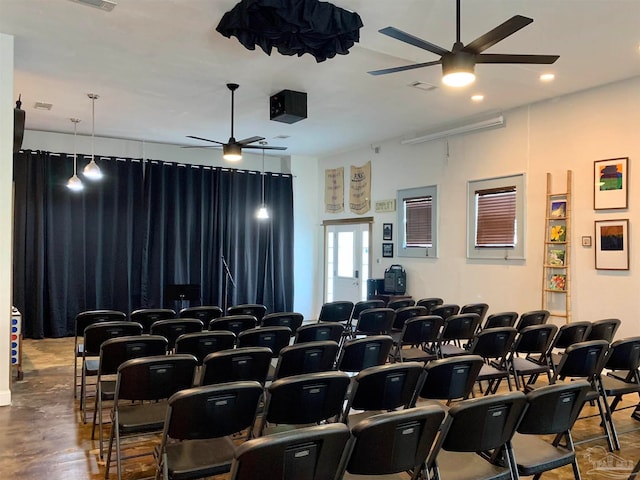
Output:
383,223,393,240
382,242,394,258
595,219,629,270
594,157,628,210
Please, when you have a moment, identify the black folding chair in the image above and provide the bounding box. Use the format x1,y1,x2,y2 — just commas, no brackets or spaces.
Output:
230,423,352,480
154,381,263,480
130,308,176,334
105,354,198,480
200,346,273,386
273,340,340,380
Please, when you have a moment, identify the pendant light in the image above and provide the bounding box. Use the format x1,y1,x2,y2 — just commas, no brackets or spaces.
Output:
67,118,84,191
256,143,269,220
82,93,103,180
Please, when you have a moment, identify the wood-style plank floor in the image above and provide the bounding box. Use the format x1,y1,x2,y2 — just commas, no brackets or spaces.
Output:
0,337,638,479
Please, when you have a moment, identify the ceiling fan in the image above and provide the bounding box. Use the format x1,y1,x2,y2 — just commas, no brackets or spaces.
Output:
368,0,559,87
187,83,286,161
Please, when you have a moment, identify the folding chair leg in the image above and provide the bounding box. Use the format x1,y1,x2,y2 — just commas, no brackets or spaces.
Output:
594,395,616,451
600,389,621,451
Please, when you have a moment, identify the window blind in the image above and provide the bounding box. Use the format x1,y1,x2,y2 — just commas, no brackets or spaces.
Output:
475,187,516,247
405,196,432,247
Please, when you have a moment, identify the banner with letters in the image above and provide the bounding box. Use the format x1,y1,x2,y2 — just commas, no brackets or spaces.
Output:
325,167,344,213
350,161,371,215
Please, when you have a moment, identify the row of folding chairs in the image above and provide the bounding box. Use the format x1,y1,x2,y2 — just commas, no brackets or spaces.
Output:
72,308,305,401
105,350,596,480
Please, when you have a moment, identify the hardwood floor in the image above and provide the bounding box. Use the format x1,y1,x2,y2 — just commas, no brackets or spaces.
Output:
0,337,638,479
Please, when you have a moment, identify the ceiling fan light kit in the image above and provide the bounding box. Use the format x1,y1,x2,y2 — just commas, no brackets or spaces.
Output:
369,0,558,86
187,83,287,160
442,52,476,87
223,143,242,161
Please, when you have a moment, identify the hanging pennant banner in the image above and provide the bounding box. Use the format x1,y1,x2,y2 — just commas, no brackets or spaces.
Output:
325,167,344,213
350,161,371,214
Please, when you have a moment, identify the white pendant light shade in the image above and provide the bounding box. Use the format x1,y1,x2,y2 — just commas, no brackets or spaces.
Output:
256,204,269,219
83,93,103,181
67,174,84,191
83,158,103,179
67,118,84,192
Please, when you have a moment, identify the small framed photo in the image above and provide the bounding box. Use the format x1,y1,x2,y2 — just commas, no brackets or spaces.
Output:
595,219,629,270
383,223,393,241
581,236,592,247
382,242,394,258
594,157,628,210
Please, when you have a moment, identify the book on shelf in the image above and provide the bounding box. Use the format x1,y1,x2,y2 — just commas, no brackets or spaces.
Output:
548,249,565,266
550,224,566,242
549,274,566,291
550,201,566,218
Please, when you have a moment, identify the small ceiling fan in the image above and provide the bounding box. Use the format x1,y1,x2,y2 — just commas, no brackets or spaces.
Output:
368,0,559,87
187,83,286,161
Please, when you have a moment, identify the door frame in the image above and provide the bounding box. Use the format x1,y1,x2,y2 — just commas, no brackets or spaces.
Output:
322,217,374,303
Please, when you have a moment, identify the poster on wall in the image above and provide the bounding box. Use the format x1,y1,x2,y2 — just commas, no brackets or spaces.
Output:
595,219,629,270
349,161,371,215
325,167,344,213
594,157,628,210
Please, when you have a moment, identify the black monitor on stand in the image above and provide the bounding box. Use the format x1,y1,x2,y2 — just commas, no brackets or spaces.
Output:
164,284,201,312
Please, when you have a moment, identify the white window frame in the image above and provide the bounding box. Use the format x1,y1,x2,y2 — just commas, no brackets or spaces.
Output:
467,174,526,260
397,185,438,258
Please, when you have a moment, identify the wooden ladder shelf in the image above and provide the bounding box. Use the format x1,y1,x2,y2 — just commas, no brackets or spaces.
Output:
542,171,572,323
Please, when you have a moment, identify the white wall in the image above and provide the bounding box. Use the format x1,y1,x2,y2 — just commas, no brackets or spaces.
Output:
317,76,640,340
0,33,14,406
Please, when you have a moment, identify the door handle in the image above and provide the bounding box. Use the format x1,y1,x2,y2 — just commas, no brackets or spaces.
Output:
354,270,359,279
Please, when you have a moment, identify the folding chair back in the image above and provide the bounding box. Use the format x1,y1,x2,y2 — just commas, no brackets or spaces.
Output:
354,308,395,335
150,318,204,351
230,424,352,480
178,305,223,322
337,335,393,373
227,304,267,322
416,297,443,314
431,304,460,320
352,300,385,320
415,355,484,404
515,309,550,331
238,326,292,357
274,340,339,380
209,315,257,336
437,313,481,357
342,362,424,423
295,322,344,344
387,298,416,310
201,346,273,386
174,330,236,364
391,315,442,363
318,301,354,323
259,371,350,435
460,303,489,323
483,311,518,330
586,318,621,342
346,405,446,478
391,306,428,332
261,312,304,334
129,308,175,333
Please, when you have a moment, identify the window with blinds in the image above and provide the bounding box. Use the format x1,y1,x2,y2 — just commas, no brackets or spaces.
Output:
405,196,432,247
475,187,517,247
397,185,438,258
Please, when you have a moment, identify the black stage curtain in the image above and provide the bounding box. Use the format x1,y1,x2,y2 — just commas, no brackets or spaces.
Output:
13,151,294,338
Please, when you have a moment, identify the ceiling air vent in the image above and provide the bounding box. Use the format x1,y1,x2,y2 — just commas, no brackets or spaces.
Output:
409,81,438,92
34,102,53,110
68,0,117,12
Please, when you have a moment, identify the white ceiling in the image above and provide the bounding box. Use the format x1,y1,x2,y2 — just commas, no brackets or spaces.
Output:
2,0,639,158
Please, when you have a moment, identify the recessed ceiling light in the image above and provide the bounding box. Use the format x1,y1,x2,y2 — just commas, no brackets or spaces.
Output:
471,94,484,102
274,135,290,139
540,73,555,82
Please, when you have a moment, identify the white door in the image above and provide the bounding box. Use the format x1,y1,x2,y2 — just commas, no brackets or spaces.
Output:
325,223,370,303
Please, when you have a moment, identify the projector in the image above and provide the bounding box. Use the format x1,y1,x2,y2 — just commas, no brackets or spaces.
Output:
270,90,307,124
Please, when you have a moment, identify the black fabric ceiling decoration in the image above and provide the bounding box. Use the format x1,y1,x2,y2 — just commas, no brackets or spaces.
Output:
216,0,363,63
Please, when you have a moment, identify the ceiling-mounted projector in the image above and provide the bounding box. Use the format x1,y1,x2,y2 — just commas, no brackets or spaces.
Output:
68,0,117,11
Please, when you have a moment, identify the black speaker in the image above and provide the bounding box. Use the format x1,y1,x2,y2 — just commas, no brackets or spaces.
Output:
14,95,25,153
270,90,307,124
